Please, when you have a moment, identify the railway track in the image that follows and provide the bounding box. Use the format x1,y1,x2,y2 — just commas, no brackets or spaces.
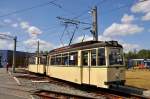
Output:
15,69,150,99
33,90,97,99
33,88,147,99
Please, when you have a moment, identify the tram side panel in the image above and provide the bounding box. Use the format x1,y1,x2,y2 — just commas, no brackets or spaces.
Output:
47,66,82,84
46,66,109,88
28,64,38,73
28,64,45,74
89,67,108,88
37,64,45,74
107,67,125,85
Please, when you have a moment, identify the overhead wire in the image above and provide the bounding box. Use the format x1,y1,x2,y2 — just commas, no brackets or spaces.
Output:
0,0,141,50
59,24,68,46
0,0,60,18
73,0,108,20
78,0,137,21
67,0,109,43
69,25,78,45
102,3,135,15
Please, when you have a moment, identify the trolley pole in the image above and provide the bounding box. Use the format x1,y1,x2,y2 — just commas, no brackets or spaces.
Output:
12,36,17,73
91,6,98,41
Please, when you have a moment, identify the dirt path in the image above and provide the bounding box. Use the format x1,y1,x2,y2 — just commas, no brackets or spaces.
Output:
0,68,32,99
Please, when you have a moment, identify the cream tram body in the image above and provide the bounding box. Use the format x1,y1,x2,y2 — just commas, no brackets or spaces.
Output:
28,41,125,88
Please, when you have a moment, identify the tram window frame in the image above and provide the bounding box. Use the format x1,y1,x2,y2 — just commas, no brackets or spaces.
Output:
50,55,56,65
62,53,69,66
82,50,89,66
40,56,47,65
49,56,51,65
46,56,49,65
55,54,62,65
98,48,106,66
29,57,36,64
69,51,78,66
109,48,123,65
91,49,97,66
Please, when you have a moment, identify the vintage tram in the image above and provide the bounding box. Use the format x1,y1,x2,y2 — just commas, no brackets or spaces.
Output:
28,40,125,88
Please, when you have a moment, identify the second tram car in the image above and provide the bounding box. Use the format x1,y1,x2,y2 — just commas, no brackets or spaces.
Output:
28,40,125,88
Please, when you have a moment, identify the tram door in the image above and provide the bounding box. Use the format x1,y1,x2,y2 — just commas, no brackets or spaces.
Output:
41,55,47,75
82,50,91,84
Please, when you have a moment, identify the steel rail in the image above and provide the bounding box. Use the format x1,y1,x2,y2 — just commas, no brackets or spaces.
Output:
33,90,97,99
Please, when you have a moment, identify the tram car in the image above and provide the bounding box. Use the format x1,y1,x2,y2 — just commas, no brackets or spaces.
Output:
28,40,125,88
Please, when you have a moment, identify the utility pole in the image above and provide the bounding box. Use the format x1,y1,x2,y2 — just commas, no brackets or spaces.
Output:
91,6,98,41
12,36,17,73
37,41,39,64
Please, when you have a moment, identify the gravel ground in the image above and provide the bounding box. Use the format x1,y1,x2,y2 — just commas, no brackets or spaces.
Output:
12,68,150,99
12,70,106,99
16,76,105,99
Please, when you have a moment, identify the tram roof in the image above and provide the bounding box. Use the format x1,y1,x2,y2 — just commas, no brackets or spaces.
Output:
49,40,122,55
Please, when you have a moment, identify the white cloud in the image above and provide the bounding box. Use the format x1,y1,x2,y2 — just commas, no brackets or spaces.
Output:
0,32,11,35
2,19,19,28
121,14,135,23
103,13,144,37
19,21,42,38
103,23,143,36
0,32,14,50
74,34,119,44
20,21,30,29
27,26,42,38
121,42,140,53
11,23,18,28
73,35,112,43
23,38,53,51
98,35,112,41
0,32,13,39
55,43,68,48
131,0,150,21
142,12,150,21
3,19,12,24
131,0,150,13
74,35,139,52
0,39,13,50
73,35,92,43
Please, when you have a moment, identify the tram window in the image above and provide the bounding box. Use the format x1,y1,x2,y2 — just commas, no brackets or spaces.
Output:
51,56,55,65
91,49,96,66
69,52,78,66
62,54,69,65
98,48,105,66
109,48,123,65
40,57,46,65
55,55,62,65
29,57,35,64
82,51,88,66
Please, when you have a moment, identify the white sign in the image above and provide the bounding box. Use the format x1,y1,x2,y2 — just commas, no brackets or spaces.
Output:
70,55,74,60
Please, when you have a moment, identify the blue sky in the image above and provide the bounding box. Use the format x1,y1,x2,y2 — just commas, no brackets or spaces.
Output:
0,0,150,52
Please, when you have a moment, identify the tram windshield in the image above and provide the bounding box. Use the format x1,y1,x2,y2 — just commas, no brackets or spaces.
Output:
109,48,123,65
